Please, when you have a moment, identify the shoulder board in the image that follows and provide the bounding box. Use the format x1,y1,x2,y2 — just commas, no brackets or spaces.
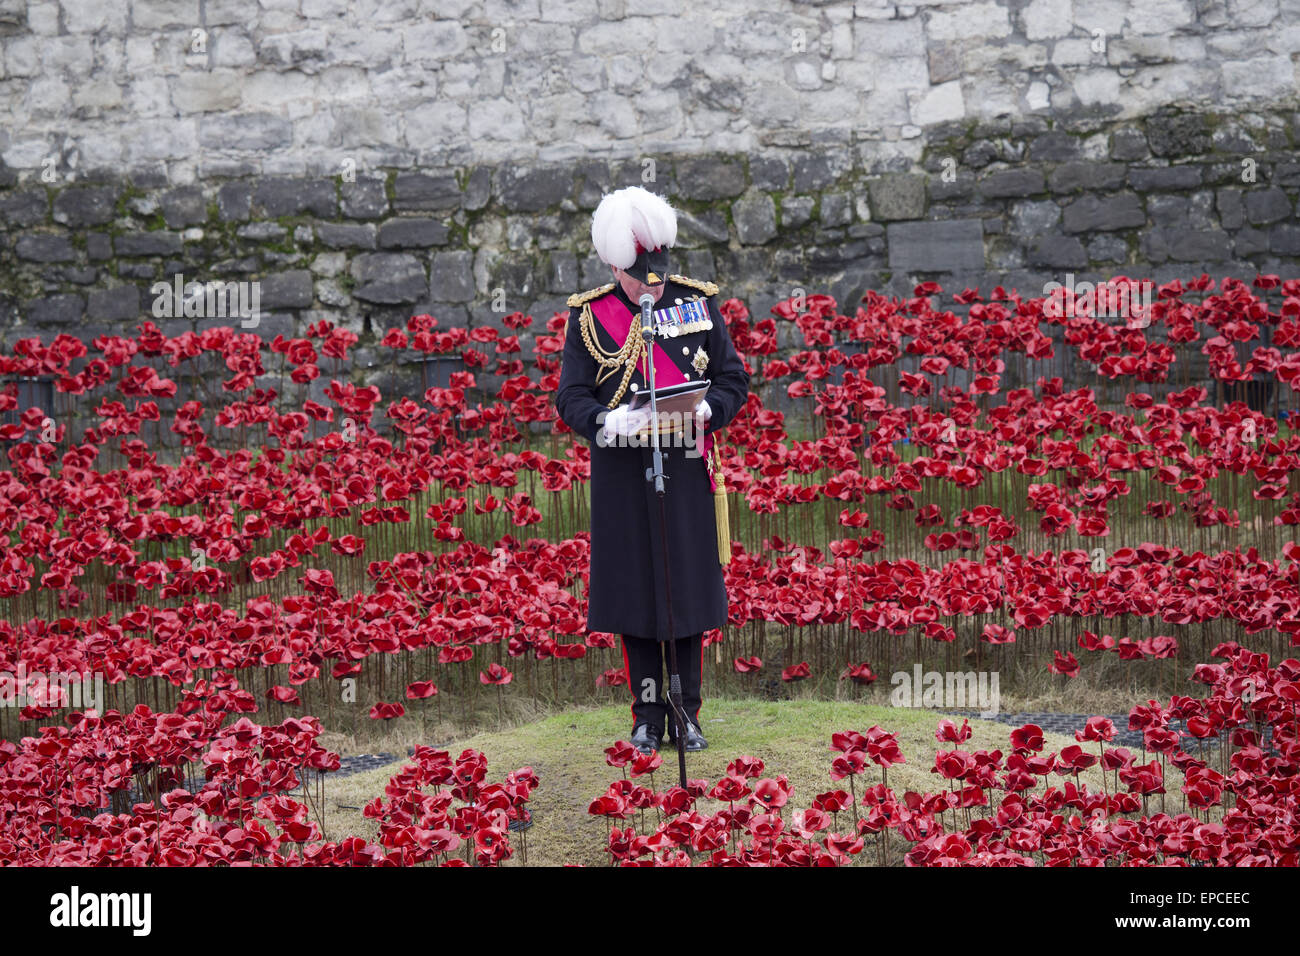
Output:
669,274,719,297
566,283,616,308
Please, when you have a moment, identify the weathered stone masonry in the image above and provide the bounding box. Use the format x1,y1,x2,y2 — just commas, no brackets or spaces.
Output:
1,0,1299,404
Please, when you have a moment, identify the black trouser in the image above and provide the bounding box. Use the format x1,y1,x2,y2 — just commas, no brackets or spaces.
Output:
620,632,703,733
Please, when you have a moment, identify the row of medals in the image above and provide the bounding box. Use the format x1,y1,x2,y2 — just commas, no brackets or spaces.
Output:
650,296,713,337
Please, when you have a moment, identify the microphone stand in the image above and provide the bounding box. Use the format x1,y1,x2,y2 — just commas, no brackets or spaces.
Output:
640,292,689,790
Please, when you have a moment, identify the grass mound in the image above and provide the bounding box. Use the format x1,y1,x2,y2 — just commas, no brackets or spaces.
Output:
321,698,1133,866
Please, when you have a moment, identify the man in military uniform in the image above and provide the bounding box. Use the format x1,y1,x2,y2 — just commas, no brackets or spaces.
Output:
555,185,750,755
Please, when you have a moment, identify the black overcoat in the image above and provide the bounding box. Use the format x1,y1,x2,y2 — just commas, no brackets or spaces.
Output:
555,276,750,641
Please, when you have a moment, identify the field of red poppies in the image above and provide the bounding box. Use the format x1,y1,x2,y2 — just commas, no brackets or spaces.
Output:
0,272,1297,865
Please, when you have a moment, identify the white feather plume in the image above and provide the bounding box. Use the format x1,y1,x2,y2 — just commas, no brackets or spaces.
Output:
590,186,677,269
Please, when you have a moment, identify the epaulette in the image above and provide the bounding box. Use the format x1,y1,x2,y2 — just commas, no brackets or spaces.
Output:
566,283,616,309
670,274,719,297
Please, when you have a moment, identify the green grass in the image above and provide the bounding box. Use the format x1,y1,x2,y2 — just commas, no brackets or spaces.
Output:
318,698,1155,867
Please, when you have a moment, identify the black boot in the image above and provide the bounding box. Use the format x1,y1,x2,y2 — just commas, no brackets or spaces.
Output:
667,717,708,751
629,722,663,755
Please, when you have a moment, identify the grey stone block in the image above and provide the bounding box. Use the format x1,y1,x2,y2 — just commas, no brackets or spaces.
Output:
126,166,169,190
868,173,926,221
0,189,50,227
733,193,777,243
262,250,305,267
51,266,98,285
496,165,572,212
51,186,118,226
978,168,1046,198
792,154,843,191
340,178,389,219
1010,199,1061,234
1235,226,1271,257
86,232,112,260
1029,131,1082,162
1243,186,1291,225
1109,127,1149,161
26,293,85,325
887,219,985,271
1147,194,1189,226
161,186,207,228
15,235,75,262
545,250,578,294
378,217,450,248
260,270,314,309
212,256,259,274
1048,162,1127,193
1145,113,1211,157
1029,234,1089,268
351,252,428,303
199,113,293,150
677,249,715,281
672,156,746,200
676,207,730,244
430,250,474,302
927,171,975,201
239,312,296,338
1142,226,1231,262
809,240,870,265
779,196,815,230
1087,235,1129,263
316,222,377,249
116,232,184,256
1128,165,1203,191
484,255,536,302
750,156,790,192
236,222,287,241
1211,124,1261,155
1062,193,1146,232
426,303,471,328
393,171,462,212
1275,163,1300,188
253,178,338,218
574,159,613,209
1217,188,1244,229
962,140,1000,168
818,192,853,227
217,182,252,221
1270,225,1300,255
463,166,491,211
87,285,141,321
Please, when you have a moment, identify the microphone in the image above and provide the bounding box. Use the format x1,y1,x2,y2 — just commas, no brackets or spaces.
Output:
639,292,655,340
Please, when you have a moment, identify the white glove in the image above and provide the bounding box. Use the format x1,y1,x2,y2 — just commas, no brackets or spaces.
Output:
695,399,712,427
601,404,651,442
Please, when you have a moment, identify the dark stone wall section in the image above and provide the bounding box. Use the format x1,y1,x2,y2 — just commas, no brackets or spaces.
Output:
1,108,1297,406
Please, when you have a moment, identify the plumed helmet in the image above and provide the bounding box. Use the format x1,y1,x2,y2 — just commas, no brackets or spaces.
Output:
590,186,677,284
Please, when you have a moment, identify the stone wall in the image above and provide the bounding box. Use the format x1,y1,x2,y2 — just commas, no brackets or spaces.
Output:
1,1,1299,401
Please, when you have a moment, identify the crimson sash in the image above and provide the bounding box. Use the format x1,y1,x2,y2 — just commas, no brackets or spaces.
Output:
589,292,716,489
